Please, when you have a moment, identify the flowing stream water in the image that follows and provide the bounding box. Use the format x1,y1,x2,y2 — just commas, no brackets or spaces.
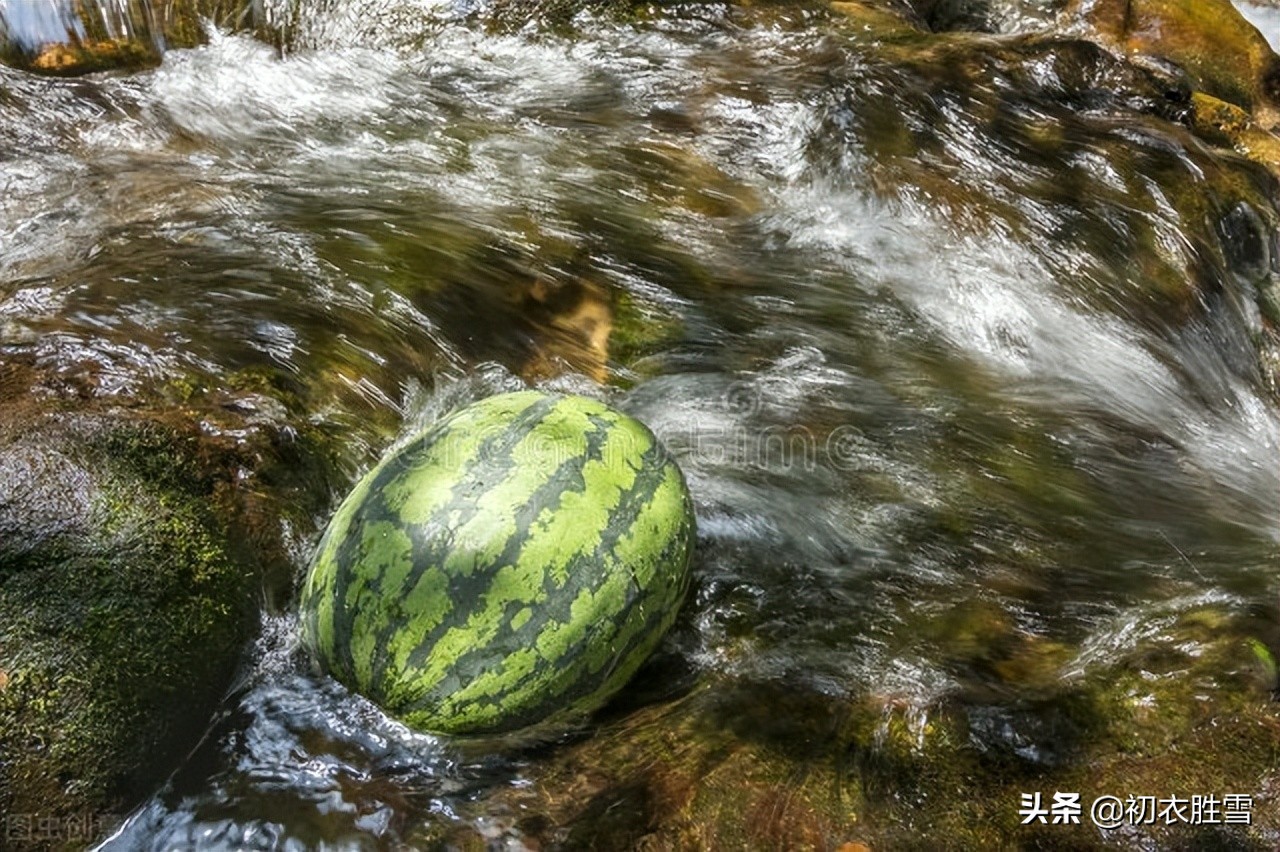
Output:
4,0,1280,846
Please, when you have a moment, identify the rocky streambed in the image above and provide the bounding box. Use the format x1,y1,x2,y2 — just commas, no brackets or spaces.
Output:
3,0,1280,848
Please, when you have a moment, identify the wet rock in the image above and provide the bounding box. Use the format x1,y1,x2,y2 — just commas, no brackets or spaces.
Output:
417,683,866,850
822,30,1280,333
0,411,255,845
0,361,326,848
374,211,703,385
609,291,687,381
1,0,160,74
1061,0,1280,172
623,142,764,221
1070,0,1280,119
519,276,616,383
1189,91,1280,177
911,0,1066,34
829,0,928,37
1048,0,1280,174
0,0,261,76
418,598,1280,849
835,0,1280,172
828,0,1064,35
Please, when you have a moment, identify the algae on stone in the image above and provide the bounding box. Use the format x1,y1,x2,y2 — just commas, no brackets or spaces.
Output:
1070,0,1280,116
0,407,267,847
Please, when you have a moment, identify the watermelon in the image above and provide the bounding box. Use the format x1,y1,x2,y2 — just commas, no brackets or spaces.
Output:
299,390,696,735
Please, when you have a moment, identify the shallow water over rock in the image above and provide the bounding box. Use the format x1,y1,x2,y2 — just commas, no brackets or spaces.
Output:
3,0,1280,847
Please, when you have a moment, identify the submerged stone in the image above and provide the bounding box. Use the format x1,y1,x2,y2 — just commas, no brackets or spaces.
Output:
431,628,1280,848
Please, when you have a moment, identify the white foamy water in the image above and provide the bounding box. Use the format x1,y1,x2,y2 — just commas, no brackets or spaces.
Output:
772,174,1280,537
1237,1,1280,50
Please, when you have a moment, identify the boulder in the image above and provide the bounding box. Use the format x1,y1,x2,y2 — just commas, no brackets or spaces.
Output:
1071,0,1280,119
0,389,268,847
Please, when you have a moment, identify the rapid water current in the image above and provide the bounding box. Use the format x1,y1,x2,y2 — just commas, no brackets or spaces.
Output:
4,0,1280,846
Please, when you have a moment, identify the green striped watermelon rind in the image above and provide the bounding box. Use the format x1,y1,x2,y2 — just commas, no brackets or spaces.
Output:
299,390,696,736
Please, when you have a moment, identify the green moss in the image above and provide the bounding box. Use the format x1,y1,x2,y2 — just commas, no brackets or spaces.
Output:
0,413,261,845
1073,0,1280,113
608,291,686,372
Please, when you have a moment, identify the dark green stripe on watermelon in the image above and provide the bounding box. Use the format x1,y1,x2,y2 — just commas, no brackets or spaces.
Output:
399,437,679,729
322,392,558,685
357,398,595,691
366,409,617,696
298,390,695,735
425,463,694,733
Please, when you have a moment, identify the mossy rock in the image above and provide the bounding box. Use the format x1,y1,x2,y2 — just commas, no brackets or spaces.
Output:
1072,0,1280,116
0,408,264,848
